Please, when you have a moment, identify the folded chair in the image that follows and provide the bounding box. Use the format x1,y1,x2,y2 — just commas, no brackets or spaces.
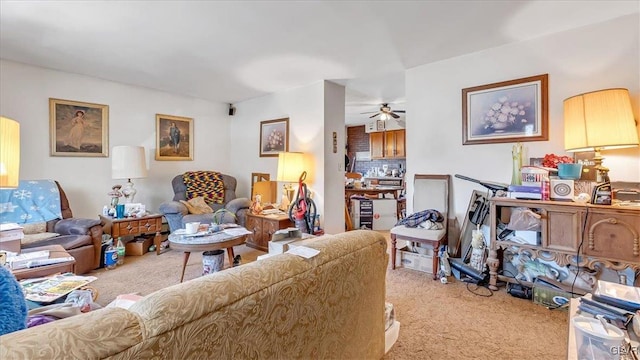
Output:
390,174,451,280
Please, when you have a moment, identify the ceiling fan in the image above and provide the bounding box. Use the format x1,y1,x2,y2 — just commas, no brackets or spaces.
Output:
361,103,405,120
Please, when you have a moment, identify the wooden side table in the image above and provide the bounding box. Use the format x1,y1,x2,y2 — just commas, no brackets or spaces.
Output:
245,213,293,251
99,214,164,255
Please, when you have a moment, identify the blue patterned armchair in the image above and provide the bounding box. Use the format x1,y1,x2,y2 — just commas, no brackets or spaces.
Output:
159,173,251,233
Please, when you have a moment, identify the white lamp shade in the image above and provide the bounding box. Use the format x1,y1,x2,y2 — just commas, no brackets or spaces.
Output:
112,146,148,179
276,152,305,182
0,116,20,188
564,88,639,152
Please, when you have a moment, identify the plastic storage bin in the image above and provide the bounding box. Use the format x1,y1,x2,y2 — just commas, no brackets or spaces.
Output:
572,317,625,360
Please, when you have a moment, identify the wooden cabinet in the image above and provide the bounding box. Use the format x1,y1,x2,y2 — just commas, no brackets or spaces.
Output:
369,132,385,159
370,129,405,159
487,198,640,290
245,213,293,251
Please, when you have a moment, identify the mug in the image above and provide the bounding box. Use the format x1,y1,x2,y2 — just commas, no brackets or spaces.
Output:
115,204,125,219
185,222,200,234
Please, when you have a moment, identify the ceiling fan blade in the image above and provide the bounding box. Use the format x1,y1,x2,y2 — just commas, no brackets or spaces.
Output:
360,111,378,114
393,110,406,113
369,113,380,118
390,112,400,119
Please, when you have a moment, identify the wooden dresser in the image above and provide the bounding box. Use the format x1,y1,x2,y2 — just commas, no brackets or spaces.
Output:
245,213,294,251
486,198,640,290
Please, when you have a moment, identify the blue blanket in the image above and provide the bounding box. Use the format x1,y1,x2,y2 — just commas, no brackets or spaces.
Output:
0,180,63,224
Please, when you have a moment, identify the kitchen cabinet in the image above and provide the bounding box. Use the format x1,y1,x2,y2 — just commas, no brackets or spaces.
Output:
245,213,293,251
370,129,405,159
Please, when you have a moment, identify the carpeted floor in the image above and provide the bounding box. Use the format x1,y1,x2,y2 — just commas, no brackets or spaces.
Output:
86,232,568,359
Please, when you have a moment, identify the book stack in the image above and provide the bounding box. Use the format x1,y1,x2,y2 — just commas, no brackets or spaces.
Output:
508,185,542,200
0,223,24,253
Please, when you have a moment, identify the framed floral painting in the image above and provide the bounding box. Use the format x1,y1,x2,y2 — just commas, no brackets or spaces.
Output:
49,98,109,157
462,74,548,145
155,114,193,161
259,118,289,157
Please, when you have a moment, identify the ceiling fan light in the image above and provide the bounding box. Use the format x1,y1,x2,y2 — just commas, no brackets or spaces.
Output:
380,113,389,121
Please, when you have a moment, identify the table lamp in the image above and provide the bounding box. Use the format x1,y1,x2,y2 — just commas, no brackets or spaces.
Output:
276,152,305,211
564,88,639,182
0,116,20,189
112,146,148,203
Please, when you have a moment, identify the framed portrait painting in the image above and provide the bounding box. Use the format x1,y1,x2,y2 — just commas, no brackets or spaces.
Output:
259,118,289,157
462,74,548,145
155,114,193,161
49,98,109,157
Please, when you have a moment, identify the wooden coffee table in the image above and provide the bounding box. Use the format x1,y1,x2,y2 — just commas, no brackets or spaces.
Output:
168,229,249,282
11,244,76,280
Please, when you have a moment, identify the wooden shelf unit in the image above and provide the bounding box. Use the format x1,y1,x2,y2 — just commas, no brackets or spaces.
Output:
486,198,640,290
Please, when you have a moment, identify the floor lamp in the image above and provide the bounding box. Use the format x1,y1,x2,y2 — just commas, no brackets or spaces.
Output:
564,88,639,183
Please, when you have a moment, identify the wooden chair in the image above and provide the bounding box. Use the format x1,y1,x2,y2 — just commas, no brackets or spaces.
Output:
390,174,451,280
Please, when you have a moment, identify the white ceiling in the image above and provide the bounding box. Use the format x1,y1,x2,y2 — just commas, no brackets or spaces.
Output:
1,1,637,125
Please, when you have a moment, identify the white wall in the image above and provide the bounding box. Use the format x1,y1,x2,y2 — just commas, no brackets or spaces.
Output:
406,14,640,225
323,81,346,234
229,81,345,233
0,60,232,219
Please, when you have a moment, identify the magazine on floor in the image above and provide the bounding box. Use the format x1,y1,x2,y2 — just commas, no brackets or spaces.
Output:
20,274,97,303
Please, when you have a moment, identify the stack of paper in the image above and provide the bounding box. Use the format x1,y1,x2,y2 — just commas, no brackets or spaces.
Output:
8,250,50,270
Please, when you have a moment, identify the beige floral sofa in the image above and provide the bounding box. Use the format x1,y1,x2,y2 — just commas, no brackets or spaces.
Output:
0,230,388,359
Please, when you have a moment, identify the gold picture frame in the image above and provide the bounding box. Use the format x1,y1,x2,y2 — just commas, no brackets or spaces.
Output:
259,118,289,157
49,98,109,157
155,114,194,161
462,74,548,145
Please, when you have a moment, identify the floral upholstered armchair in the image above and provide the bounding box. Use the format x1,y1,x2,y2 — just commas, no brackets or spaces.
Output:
159,172,251,232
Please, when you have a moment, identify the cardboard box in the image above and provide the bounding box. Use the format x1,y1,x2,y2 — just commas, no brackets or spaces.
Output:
395,246,434,274
125,236,153,256
0,238,21,253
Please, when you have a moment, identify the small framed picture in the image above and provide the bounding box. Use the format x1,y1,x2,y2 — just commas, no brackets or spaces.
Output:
155,114,193,161
376,120,385,131
529,157,544,167
259,118,289,157
49,98,109,157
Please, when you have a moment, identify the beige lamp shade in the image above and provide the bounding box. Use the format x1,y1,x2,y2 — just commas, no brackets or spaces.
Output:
276,152,305,182
0,116,20,188
564,88,639,152
112,146,148,180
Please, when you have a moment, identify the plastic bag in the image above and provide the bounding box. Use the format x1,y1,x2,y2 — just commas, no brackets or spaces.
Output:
506,207,542,231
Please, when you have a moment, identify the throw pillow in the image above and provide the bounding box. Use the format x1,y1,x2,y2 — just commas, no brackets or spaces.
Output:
180,196,213,214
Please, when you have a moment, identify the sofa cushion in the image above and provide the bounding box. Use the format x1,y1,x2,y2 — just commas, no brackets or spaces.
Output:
21,235,93,250
179,196,213,214
21,233,61,246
